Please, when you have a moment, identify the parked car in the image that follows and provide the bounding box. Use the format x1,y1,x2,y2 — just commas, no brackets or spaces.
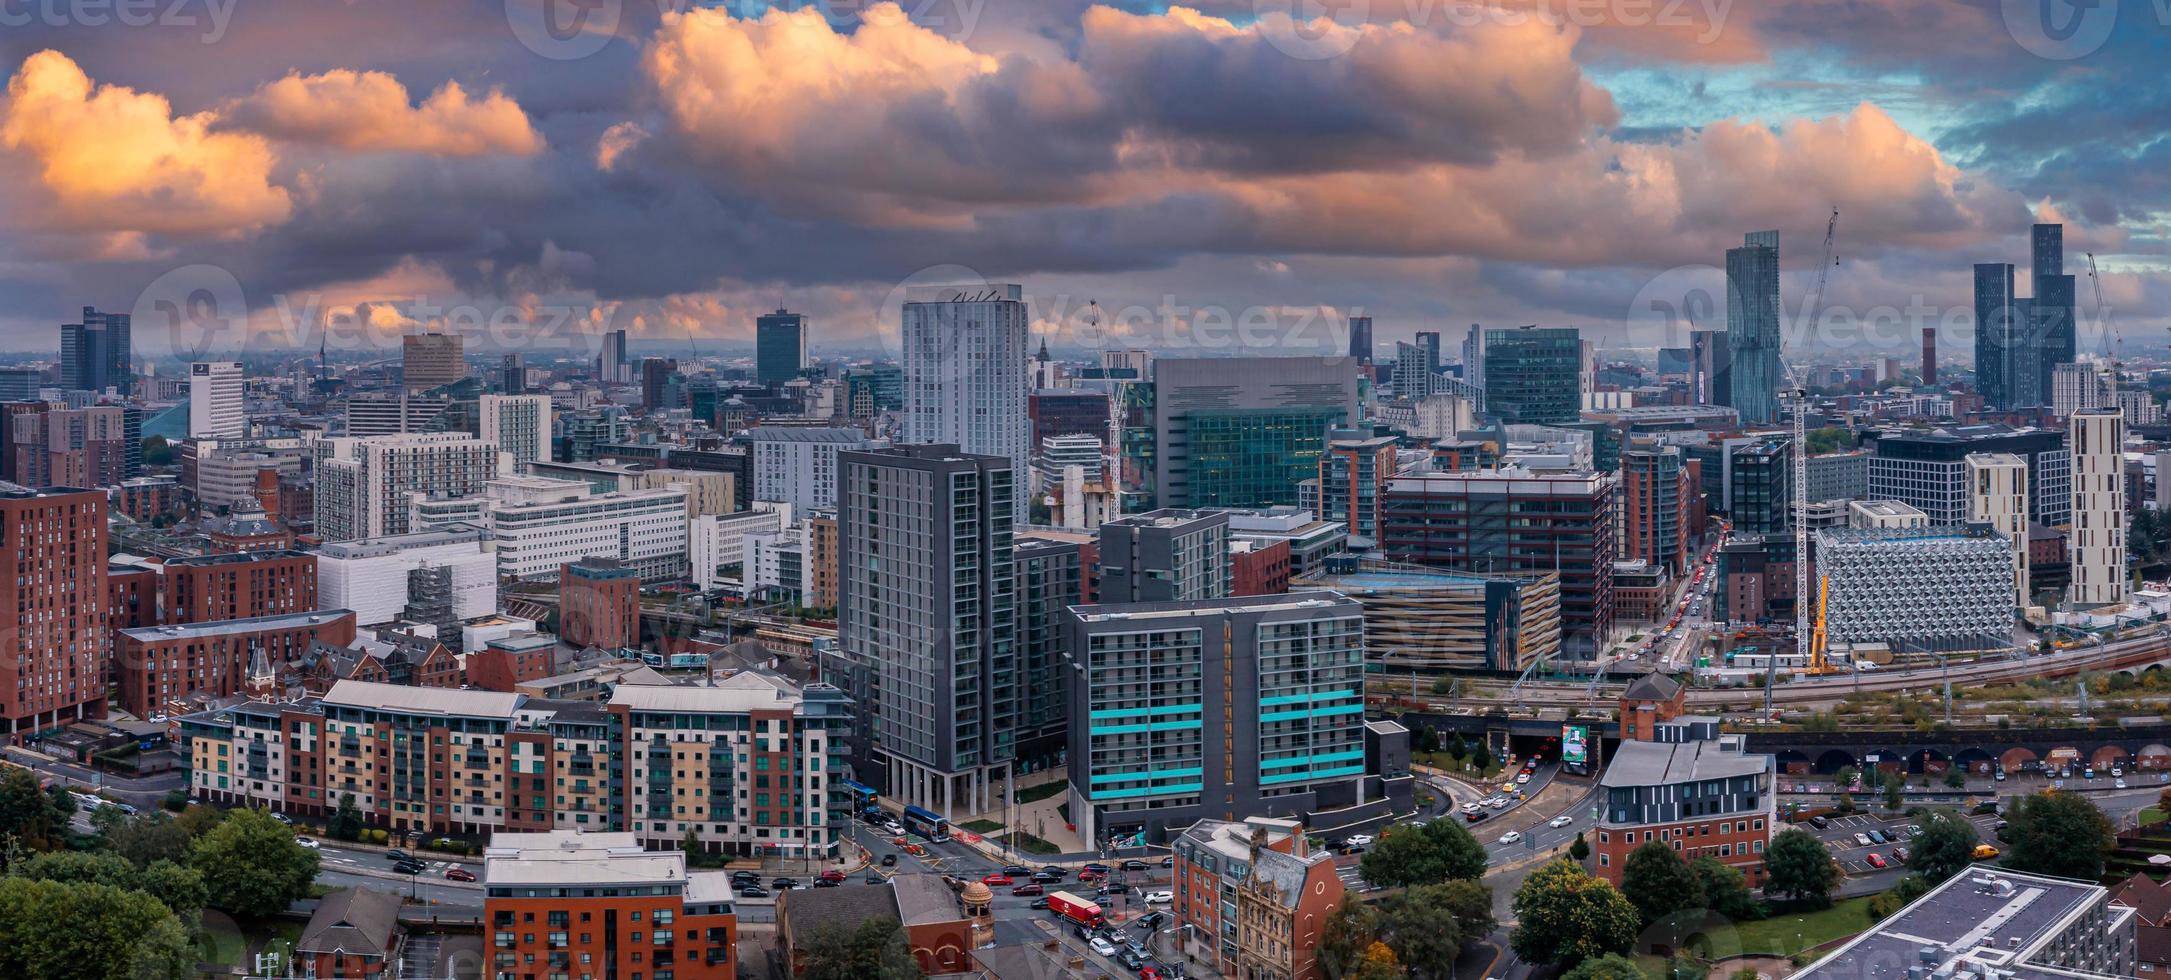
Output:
1891,848,1910,864
1808,815,1831,830
1013,884,1045,896
1866,829,1888,845
1853,833,1873,847
880,854,898,867
1342,834,1374,848
445,867,476,882
771,877,799,891
1865,853,1887,869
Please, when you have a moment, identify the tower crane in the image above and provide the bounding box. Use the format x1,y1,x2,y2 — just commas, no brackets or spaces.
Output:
2087,252,2120,403
1767,208,1842,716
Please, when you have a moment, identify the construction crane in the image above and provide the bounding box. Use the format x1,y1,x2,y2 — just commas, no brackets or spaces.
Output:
1768,209,1841,716
2087,252,2120,402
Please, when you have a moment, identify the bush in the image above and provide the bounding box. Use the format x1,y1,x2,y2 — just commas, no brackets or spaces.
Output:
159,790,187,813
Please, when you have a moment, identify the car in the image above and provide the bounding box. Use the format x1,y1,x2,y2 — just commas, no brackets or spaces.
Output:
2115,767,2127,778
1464,810,1488,823
1973,843,2000,860
1042,865,1067,875
1854,833,1873,847
1122,859,1151,871
1460,803,1482,814
819,869,847,882
1013,883,1045,896
1905,824,1923,838
1119,950,1146,970
1343,834,1374,849
737,885,770,897
981,873,1014,886
1498,831,1522,845
1994,770,2008,781
1548,815,1573,829
1079,870,1104,882
1029,897,1050,910
1140,968,1164,980
1032,870,1064,883
445,868,476,882
394,860,426,875
1099,883,1132,896
1134,911,1168,930
866,871,885,884
2084,768,2097,780
1865,852,1887,869
1003,865,1033,877
268,812,293,824
1090,936,1119,957
1808,815,1831,830
731,870,762,883
1485,797,1509,809
1161,855,1174,867
1515,772,1532,784
813,879,841,888
294,836,321,849
1892,847,1910,863
881,821,906,836
2119,778,2130,788
1144,890,1173,904
385,849,411,862
1124,937,1151,958
771,877,799,891
1866,830,1888,845
880,854,897,867
1084,863,1112,874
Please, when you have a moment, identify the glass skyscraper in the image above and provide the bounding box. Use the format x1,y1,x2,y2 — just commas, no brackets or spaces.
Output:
755,309,807,387
1726,230,1781,424
1480,326,1581,424
1150,356,1358,510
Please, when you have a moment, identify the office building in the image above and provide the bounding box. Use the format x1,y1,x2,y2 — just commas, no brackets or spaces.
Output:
1292,562,1560,674
316,528,498,626
344,392,452,437
1034,433,1105,487
1028,388,1111,445
118,610,357,718
2070,408,2127,609
1622,440,1689,574
1151,356,1359,509
1219,507,1350,580
838,445,1017,814
598,328,629,383
1320,429,1398,546
9,405,130,487
688,506,789,590
1817,525,2015,651
1380,468,1617,657
742,528,806,603
1594,716,1774,887
2034,222,2079,397
479,394,552,465
744,426,881,514
1063,592,1370,845
483,831,739,980
1015,532,1092,762
1689,328,1732,407
640,357,679,411
1479,326,1582,424
1347,314,1373,364
756,309,807,387
0,487,108,738
1804,450,1869,504
1921,327,1937,385
59,306,130,393
901,284,1032,514
315,433,498,542
188,362,245,438
1966,452,2031,609
401,332,465,391
1975,262,2036,408
1726,230,1782,424
461,479,689,582
1795,868,2134,980
560,557,639,650
1459,324,1485,394
1391,340,1437,398
1172,817,1346,980
499,353,524,393
0,369,39,401
1098,509,1230,604
1866,425,2071,528
1727,437,1792,536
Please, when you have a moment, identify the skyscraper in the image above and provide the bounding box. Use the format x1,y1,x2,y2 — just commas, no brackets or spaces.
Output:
1726,230,1781,424
902,284,1032,513
837,444,1017,815
1414,330,1442,373
479,394,552,465
640,357,678,411
1921,327,1937,385
1691,329,1731,407
756,309,807,387
0,487,108,737
500,353,524,393
598,328,629,383
188,362,246,439
2068,408,2127,609
1150,356,1359,509
59,307,131,393
2032,222,2077,397
1481,326,1581,424
1974,263,2031,408
1347,315,1373,364
401,332,465,391
1623,439,1689,574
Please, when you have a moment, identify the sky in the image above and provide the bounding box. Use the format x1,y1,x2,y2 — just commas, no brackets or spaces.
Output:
0,0,2166,369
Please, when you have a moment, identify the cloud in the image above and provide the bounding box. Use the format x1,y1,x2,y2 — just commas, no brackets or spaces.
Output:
0,50,291,237
226,70,544,157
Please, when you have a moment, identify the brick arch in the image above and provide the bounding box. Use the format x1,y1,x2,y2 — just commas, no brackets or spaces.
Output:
1999,747,2039,771
1954,747,1996,774
1813,749,1857,773
2091,745,2130,768
2045,746,2085,769
1911,747,1951,774
2140,744,2171,770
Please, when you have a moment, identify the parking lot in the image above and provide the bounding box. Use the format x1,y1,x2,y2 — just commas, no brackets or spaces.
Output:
1799,810,2003,876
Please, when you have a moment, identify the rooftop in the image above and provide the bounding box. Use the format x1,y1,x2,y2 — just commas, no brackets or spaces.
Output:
607,670,806,715
1069,590,1357,624
322,680,523,719
1600,735,1768,789
1796,869,2124,980
483,831,687,889
122,609,353,643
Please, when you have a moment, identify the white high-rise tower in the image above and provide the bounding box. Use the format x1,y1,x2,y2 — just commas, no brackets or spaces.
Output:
2067,408,2127,609
902,284,1032,513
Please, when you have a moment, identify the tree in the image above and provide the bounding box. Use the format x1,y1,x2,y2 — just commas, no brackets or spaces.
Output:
1883,777,1904,811
1447,733,1468,761
142,435,176,467
138,860,207,921
1836,765,1859,789
190,808,320,917
1620,841,1705,924
1906,809,1980,885
0,769,68,853
1429,879,1496,939
1349,942,1410,980
1319,894,1381,979
328,794,364,842
16,850,138,889
1764,827,1840,908
1383,883,1492,979
108,812,192,869
1564,953,1649,980
1943,766,1968,789
173,804,226,840
1509,860,1639,967
1359,820,1487,889
0,877,193,980
797,917,922,980
2004,791,2115,880
1416,726,1440,754
88,803,129,838
1868,874,1932,923
1690,857,1759,921
1471,742,1494,772
1569,831,1591,861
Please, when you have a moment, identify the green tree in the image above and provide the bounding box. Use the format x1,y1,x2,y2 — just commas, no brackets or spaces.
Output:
1569,831,1591,862
173,804,225,839
1416,726,1440,754
190,808,320,917
1868,875,1932,923
88,803,129,838
328,794,364,842
107,812,192,869
1447,733,1468,761
138,859,207,921
1836,765,1859,789
1563,953,1650,980
2004,791,2115,880
1471,742,1494,772
1509,860,1639,967
797,917,922,980
1380,882,1491,979
1359,820,1487,889
1764,827,1840,908
0,876,192,980
1620,841,1705,924
1883,777,1904,811
142,435,176,467
15,850,138,889
0,769,68,853
1943,766,1968,789
1906,809,1980,885
1429,879,1496,939
1689,857,1759,921
1319,894,1381,979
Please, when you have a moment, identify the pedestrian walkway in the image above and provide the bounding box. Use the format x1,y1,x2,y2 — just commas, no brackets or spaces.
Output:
1335,862,1377,893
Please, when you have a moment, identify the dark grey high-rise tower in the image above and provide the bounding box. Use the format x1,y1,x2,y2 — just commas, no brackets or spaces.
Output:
2031,223,2076,399
1347,315,1373,365
60,307,132,393
1975,263,2023,408
1413,330,1442,373
1726,231,1781,424
755,309,807,387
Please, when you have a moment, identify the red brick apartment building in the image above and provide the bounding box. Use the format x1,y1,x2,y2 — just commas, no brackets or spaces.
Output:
1592,710,1776,888
1172,816,1345,980
0,486,109,740
484,831,736,980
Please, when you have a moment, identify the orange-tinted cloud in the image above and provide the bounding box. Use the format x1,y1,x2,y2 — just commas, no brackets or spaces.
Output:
227,70,543,157
0,50,291,237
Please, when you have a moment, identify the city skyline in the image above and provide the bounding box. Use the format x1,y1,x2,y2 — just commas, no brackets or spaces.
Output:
0,5,2164,358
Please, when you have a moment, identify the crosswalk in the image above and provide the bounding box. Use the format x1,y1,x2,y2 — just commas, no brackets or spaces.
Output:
1334,863,1377,893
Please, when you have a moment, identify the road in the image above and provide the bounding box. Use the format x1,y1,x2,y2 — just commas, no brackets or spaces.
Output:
2,745,183,807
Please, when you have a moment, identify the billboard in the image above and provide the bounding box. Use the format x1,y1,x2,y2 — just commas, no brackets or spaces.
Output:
1562,724,1589,766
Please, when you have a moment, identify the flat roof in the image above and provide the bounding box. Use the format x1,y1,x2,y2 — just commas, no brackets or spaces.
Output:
1600,737,1769,789
122,609,353,642
483,831,686,888
608,672,804,714
323,680,523,719
1796,869,2115,980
